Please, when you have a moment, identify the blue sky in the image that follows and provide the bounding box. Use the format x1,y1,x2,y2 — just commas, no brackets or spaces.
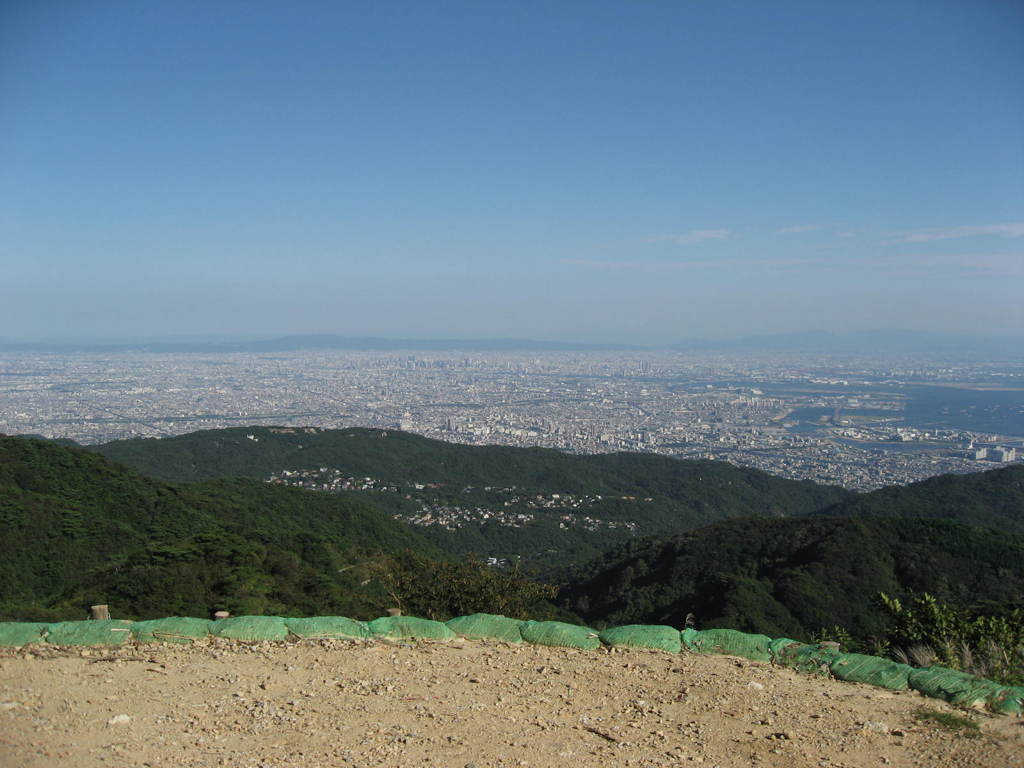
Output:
2,0,1022,343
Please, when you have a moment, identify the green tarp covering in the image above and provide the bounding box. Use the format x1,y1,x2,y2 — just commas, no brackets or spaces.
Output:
368,616,456,641
0,622,49,647
285,616,369,640
680,627,700,652
210,615,288,642
45,620,134,646
446,613,525,643
908,666,1019,711
829,652,912,690
689,628,773,662
775,643,841,675
987,686,1024,716
599,624,682,653
519,620,601,650
131,617,213,644
768,637,800,660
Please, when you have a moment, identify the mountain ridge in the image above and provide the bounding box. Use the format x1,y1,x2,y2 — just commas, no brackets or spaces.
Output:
91,426,850,569
3,329,1021,357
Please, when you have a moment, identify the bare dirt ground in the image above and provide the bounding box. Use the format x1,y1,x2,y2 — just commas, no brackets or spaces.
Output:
1,638,1021,768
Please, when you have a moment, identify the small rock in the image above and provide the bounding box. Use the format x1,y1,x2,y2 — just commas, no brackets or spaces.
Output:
747,682,764,690
107,714,132,726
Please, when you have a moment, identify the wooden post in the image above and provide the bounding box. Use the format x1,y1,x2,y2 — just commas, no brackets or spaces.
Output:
90,605,110,620
213,611,230,620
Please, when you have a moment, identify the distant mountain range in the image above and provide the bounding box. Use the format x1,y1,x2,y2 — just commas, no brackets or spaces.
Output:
0,334,642,354
2,330,1020,357
668,329,1024,359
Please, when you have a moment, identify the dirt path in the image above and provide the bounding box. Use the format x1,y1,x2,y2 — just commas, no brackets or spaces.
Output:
1,638,1021,768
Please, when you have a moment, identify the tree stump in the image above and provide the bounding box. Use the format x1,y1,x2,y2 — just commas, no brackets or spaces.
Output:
213,611,230,620
387,607,402,617
90,605,110,620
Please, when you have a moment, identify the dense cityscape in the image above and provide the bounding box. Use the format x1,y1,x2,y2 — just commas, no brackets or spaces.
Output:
2,349,1021,491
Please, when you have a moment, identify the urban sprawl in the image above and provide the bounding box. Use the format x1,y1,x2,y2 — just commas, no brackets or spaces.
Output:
2,350,1022,491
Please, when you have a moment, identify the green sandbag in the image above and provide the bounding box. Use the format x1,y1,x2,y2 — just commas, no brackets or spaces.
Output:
908,666,1012,710
599,624,682,653
519,620,600,650
0,622,49,647
776,643,841,675
690,628,772,662
368,616,456,641
131,617,213,644
210,615,289,642
768,637,800,661
680,627,700,652
285,616,370,640
46,620,134,646
987,686,1024,716
828,653,912,690
446,613,525,643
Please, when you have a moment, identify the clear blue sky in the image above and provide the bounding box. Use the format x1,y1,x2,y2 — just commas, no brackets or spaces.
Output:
2,0,1022,343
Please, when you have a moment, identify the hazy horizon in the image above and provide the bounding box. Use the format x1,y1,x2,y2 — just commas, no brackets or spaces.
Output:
3,327,1023,358
3,1,1022,343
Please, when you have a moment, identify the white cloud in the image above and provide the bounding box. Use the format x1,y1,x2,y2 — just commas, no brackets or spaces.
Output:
776,224,819,234
890,222,1024,243
646,229,731,246
906,251,1024,274
561,254,827,272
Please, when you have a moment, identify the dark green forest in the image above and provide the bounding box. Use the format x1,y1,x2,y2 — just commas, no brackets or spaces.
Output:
3,429,1023,671
92,426,849,570
94,426,848,513
559,516,1024,641
0,436,443,620
815,463,1024,532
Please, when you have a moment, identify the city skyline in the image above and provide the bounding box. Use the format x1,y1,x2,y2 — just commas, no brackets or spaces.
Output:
2,1,1022,343
3,346,1022,491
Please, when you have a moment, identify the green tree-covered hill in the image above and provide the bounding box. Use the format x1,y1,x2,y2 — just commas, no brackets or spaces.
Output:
0,436,443,621
815,464,1024,532
93,426,850,570
94,427,848,513
560,516,1024,642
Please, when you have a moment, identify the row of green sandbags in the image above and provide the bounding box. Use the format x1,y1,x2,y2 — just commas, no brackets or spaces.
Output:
0,614,600,647
771,640,1024,714
1,615,1020,714
0,616,369,646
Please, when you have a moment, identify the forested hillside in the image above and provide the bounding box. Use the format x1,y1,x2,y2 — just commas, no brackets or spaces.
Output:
816,463,1024,532
93,426,851,570
8,429,1024,658
561,516,1024,641
94,426,848,514
0,437,442,620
